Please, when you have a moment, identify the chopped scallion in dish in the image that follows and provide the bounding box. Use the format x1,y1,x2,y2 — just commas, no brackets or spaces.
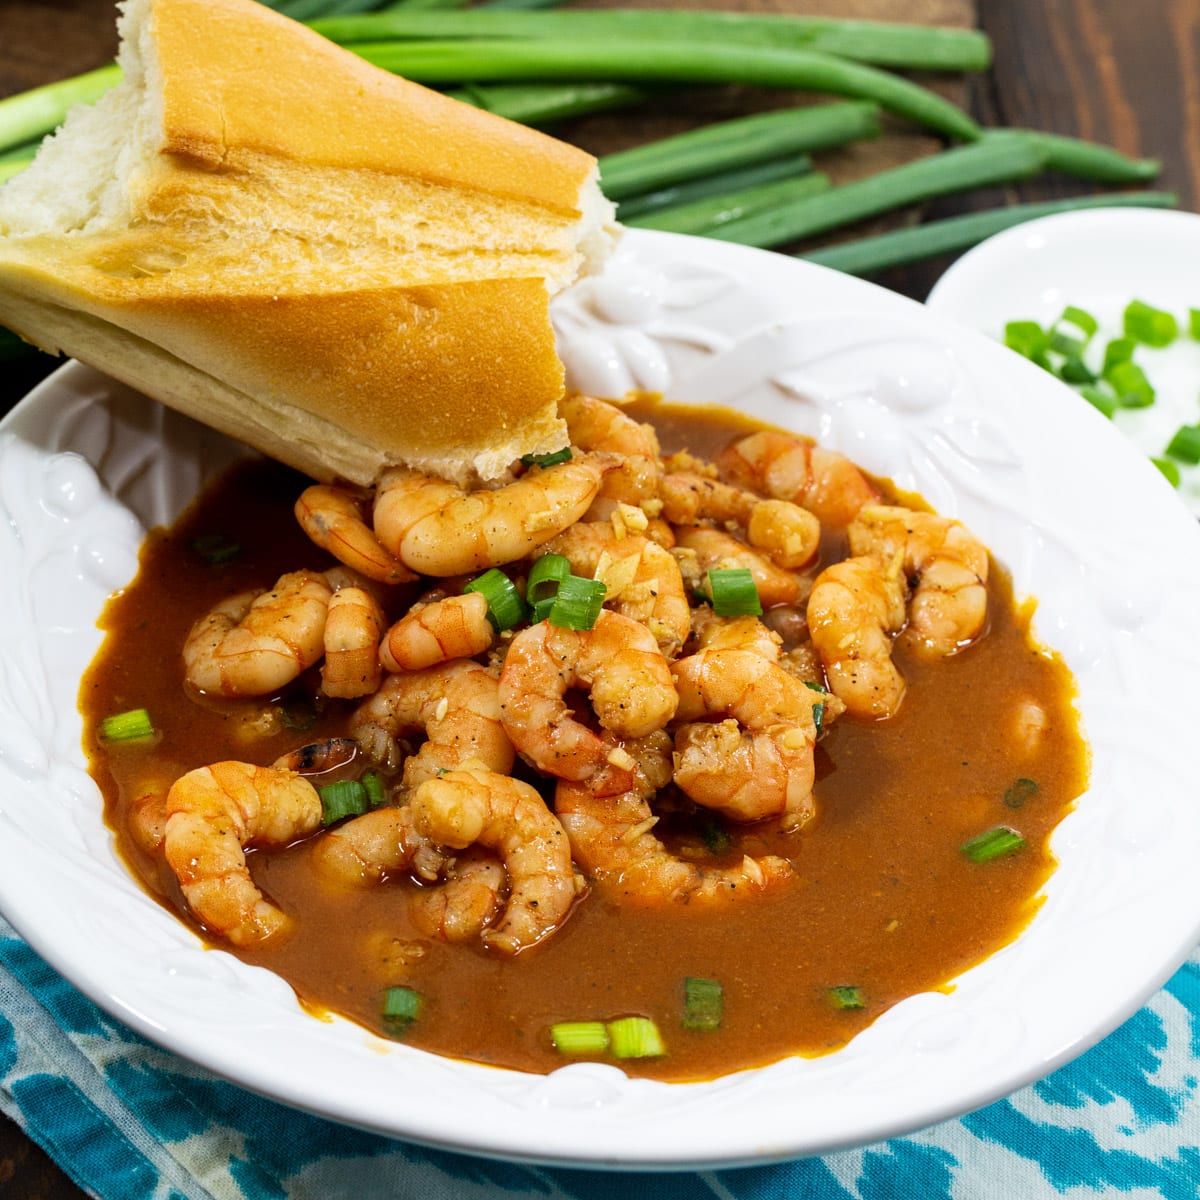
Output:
464,567,528,631
521,447,573,468
961,826,1026,863
707,566,762,616
682,977,724,1031
828,985,866,1010
1124,298,1178,347
608,1016,666,1059
98,707,155,743
549,1021,610,1056
318,780,368,825
546,574,606,630
381,986,422,1035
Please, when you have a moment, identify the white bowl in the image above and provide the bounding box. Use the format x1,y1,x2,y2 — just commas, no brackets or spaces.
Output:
2,229,1199,1169
926,207,1200,514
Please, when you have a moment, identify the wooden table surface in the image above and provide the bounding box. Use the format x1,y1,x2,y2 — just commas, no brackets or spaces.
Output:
0,1,1196,1194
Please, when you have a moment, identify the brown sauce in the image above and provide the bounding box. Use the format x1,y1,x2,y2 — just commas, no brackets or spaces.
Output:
80,400,1088,1081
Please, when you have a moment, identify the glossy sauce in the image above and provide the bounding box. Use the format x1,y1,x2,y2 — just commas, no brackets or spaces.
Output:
80,401,1088,1081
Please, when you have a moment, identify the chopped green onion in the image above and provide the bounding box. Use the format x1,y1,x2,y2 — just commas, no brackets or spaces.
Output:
706,567,762,617
697,812,733,855
1102,337,1137,373
1124,299,1179,348
98,708,155,743
828,985,865,1010
362,768,386,809
607,1016,666,1059
1058,357,1096,384
804,680,828,735
547,574,606,630
1166,424,1200,464
682,977,723,1031
961,826,1026,863
1080,385,1117,419
520,446,573,468
381,985,422,1035
319,779,369,825
1152,457,1182,488
190,533,242,565
1106,360,1155,408
1003,320,1050,367
1002,777,1039,810
1057,305,1099,341
550,1021,610,1056
1190,309,1200,341
280,695,318,733
1048,329,1085,358
527,553,571,608
464,568,528,631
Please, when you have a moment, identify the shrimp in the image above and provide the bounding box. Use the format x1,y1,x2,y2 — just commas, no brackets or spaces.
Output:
807,555,907,719
321,585,387,699
407,767,584,954
716,430,880,530
659,473,820,571
848,504,989,653
673,527,805,608
498,609,678,793
408,848,506,943
161,761,322,946
372,456,610,576
693,609,782,660
311,804,446,888
350,659,514,791
670,648,819,826
560,394,661,519
379,592,495,673
294,484,415,585
183,569,332,697
554,733,792,903
540,522,690,656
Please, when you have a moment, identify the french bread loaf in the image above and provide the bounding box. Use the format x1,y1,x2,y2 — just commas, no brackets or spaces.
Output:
0,0,618,485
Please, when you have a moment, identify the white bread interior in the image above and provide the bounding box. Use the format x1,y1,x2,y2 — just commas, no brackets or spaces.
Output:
0,0,618,485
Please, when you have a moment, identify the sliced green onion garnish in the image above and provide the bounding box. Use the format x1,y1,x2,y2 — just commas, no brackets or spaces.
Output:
520,447,573,468
1002,777,1039,809
697,812,732,855
607,1016,666,1059
464,568,528,631
1102,337,1136,373
682,977,723,1031
1057,304,1099,340
550,1021,610,1056
381,986,422,1035
1124,298,1178,347
98,707,155,743
828,985,866,1010
318,779,368,825
707,567,762,617
280,695,318,733
547,574,606,630
1106,360,1155,408
1166,424,1200,464
804,680,828,735
362,769,386,809
1048,329,1084,359
527,553,571,608
1057,356,1096,384
961,826,1026,863
1080,385,1117,419
1003,320,1050,367
1190,309,1200,340
1152,457,1181,488
190,533,242,565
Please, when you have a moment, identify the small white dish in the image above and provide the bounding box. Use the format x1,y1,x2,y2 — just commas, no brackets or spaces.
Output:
926,207,1200,513
2,229,1200,1168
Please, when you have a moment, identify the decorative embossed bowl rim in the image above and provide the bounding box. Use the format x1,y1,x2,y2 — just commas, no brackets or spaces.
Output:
1,230,1199,1169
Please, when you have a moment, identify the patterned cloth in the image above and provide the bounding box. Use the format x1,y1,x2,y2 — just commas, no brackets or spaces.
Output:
1,915,1197,1200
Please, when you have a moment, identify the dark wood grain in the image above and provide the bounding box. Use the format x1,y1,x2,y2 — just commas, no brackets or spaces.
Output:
0,2,1195,1195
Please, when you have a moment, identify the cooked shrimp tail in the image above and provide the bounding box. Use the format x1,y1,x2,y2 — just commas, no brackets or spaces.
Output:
295,485,416,585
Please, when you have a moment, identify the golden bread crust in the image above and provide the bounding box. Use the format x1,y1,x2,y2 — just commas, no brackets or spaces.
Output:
153,0,594,215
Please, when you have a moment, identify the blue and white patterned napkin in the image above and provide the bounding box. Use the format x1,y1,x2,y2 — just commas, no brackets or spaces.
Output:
1,913,1196,1200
